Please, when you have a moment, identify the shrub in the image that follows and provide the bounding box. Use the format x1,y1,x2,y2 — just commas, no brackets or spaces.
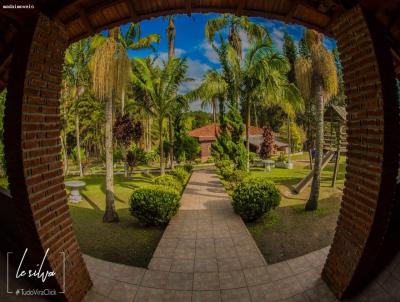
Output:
129,185,180,226
154,175,183,193
215,159,233,170
183,163,193,173
226,170,248,184
232,177,280,222
194,158,202,164
220,165,235,180
169,166,190,184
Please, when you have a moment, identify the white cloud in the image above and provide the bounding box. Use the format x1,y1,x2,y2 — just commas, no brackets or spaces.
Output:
271,28,285,51
200,40,219,64
150,48,187,67
179,58,211,95
239,30,250,51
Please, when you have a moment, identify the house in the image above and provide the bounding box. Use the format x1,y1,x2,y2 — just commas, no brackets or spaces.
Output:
188,123,289,160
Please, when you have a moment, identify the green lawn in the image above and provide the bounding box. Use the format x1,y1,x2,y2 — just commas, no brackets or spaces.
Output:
245,155,346,263
67,173,165,267
250,155,346,207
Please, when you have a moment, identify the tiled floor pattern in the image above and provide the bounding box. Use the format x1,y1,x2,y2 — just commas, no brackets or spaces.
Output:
83,169,400,302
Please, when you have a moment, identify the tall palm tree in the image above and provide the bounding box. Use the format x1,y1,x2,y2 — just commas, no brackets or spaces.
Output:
186,70,226,124
205,14,267,58
91,28,130,222
118,23,160,115
130,57,188,175
63,39,92,177
167,16,176,169
295,29,338,211
222,35,303,171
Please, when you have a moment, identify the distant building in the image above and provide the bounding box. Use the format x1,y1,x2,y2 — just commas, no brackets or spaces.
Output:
188,123,289,161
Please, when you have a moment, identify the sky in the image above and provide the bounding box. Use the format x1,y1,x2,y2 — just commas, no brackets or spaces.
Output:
121,13,337,111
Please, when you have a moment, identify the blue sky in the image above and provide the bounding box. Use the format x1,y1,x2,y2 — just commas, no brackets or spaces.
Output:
122,13,336,111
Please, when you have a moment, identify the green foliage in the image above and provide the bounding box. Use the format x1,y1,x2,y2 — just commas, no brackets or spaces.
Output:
220,164,235,180
153,175,183,193
182,163,194,173
283,33,297,83
174,135,201,162
129,185,180,226
215,159,233,170
232,177,280,222
279,122,305,152
126,144,147,168
169,166,190,184
277,153,288,163
183,111,213,130
249,152,258,164
71,146,87,165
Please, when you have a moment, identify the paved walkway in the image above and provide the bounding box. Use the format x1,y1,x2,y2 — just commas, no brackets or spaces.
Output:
83,169,396,302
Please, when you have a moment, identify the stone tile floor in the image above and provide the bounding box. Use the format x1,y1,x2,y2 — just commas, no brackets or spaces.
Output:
83,169,400,302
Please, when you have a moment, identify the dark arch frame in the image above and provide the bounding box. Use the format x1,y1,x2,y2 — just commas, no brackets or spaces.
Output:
2,3,399,301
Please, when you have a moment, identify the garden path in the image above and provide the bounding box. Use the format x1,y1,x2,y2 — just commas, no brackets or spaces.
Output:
83,169,393,301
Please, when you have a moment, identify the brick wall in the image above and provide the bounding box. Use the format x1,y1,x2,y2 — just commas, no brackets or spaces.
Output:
200,141,213,161
323,6,399,298
4,13,91,301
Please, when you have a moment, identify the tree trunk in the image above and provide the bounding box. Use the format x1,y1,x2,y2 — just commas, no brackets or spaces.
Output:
149,117,152,151
103,96,119,222
254,102,259,128
159,118,165,175
75,114,83,177
287,117,292,164
121,90,125,115
305,82,324,211
168,115,174,169
246,100,251,172
61,133,68,176
212,98,217,123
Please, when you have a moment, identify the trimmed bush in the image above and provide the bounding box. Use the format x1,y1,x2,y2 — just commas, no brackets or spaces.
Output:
215,159,232,170
220,165,235,180
129,185,180,226
183,163,194,173
154,175,183,193
169,167,190,184
232,177,280,222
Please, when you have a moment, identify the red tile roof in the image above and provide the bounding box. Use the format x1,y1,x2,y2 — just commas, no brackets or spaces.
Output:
188,123,264,140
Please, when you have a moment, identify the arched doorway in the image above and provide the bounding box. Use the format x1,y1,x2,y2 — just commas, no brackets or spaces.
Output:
1,1,399,301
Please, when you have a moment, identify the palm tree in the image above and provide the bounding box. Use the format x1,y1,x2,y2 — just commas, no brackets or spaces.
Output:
91,28,130,222
63,39,92,177
205,14,267,58
295,29,338,211
118,23,160,115
186,70,226,123
167,16,176,169
221,34,303,171
130,57,188,175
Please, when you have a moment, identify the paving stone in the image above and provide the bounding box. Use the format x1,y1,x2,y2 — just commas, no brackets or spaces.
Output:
192,290,221,302
134,287,164,302
166,272,193,290
274,275,304,299
217,257,241,272
243,266,271,286
109,282,138,302
163,290,192,302
219,270,246,289
249,282,281,302
195,257,218,272
287,256,314,274
267,262,294,281
171,258,194,273
149,258,173,272
92,275,119,297
221,287,251,302
141,270,168,288
193,272,220,290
